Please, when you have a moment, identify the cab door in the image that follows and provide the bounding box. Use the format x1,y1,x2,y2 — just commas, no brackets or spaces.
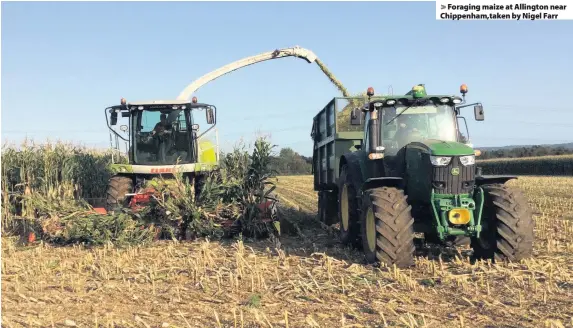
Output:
362,110,384,182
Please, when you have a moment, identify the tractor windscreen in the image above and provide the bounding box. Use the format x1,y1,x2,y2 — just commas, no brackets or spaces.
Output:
132,109,195,165
381,104,458,151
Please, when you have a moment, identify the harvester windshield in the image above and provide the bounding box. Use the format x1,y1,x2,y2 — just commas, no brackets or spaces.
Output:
133,108,195,165
381,103,458,153
106,99,217,166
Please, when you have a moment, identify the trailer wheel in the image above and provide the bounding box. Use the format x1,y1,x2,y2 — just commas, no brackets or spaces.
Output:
337,165,360,245
360,187,415,267
106,175,133,211
318,191,338,225
471,184,534,262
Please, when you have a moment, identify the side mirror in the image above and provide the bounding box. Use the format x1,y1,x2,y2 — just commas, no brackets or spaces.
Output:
350,108,364,126
120,125,128,133
110,112,118,126
191,124,199,131
206,107,215,125
474,104,484,121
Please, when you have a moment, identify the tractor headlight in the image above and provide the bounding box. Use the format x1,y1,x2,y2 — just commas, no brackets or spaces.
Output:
430,156,452,166
459,155,475,166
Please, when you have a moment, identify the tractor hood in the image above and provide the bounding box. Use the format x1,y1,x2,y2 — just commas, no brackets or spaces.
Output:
408,140,474,156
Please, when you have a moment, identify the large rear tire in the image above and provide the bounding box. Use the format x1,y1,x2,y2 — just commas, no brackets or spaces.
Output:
337,165,360,245
471,184,534,262
360,187,416,268
106,175,133,211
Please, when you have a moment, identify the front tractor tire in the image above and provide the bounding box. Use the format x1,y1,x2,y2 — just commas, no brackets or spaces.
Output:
360,187,416,268
106,175,134,211
471,184,534,262
338,165,360,245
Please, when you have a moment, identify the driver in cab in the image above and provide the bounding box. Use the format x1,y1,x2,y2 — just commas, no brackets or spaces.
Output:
152,113,171,135
394,115,423,147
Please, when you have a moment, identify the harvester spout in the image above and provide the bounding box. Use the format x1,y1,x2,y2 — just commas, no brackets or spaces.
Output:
177,46,318,101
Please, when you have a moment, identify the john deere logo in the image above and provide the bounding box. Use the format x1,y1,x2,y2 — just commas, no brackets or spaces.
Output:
451,168,460,176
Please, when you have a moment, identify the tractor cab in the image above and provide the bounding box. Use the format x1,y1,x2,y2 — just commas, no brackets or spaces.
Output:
350,84,484,177
105,97,217,168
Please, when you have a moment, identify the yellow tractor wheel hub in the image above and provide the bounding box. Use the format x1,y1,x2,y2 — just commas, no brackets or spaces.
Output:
341,185,349,231
366,208,376,252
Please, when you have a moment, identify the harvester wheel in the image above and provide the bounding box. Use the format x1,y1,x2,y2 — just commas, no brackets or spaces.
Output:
471,184,534,262
318,191,338,225
337,165,359,245
360,187,415,267
106,175,133,211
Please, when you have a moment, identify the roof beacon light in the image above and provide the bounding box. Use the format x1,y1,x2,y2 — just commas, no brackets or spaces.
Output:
120,98,127,105
460,84,468,95
192,97,198,104
367,87,375,97
412,84,427,98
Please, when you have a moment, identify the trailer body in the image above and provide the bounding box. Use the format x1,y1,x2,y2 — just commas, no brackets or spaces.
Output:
311,96,379,225
311,97,376,191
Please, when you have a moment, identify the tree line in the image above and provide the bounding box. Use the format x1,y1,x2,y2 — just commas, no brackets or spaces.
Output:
220,144,573,176
479,145,573,160
267,145,573,175
269,147,312,175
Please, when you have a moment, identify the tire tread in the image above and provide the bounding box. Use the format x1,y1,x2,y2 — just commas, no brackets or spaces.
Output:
106,175,133,210
472,184,534,262
365,187,415,268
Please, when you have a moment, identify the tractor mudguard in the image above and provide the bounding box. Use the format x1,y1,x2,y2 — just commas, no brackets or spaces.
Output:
362,177,404,191
339,154,364,191
475,175,517,186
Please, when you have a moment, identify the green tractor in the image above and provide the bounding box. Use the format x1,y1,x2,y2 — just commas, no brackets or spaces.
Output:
99,97,219,212
312,84,534,267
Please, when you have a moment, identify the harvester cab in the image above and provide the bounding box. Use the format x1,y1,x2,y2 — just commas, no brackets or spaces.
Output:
102,96,219,211
329,83,534,267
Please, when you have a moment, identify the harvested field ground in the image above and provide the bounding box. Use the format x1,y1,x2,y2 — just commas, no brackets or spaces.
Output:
2,176,573,327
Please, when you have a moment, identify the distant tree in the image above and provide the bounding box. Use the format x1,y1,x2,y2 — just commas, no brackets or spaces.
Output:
270,147,312,175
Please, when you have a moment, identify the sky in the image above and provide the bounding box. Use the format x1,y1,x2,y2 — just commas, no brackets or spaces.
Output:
2,1,572,157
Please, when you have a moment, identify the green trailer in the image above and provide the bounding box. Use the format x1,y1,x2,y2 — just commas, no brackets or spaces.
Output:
312,84,534,267
311,96,372,224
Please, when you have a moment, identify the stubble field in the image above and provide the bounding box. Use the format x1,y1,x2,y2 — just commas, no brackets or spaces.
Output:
2,176,572,328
